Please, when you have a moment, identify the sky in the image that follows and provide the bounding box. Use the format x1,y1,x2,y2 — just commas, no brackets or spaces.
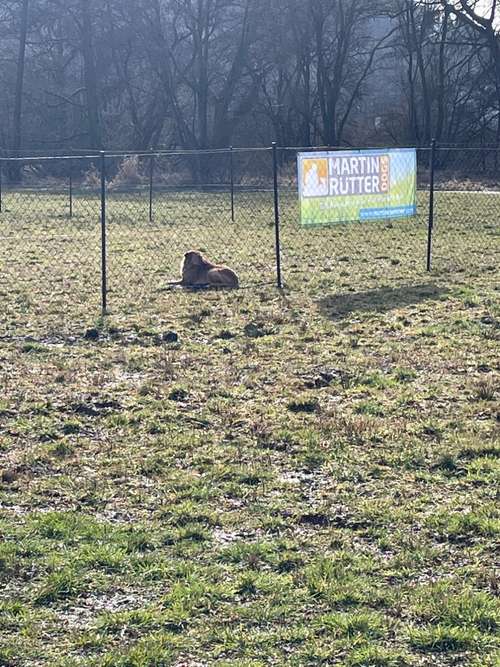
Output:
448,1,500,28
473,0,499,25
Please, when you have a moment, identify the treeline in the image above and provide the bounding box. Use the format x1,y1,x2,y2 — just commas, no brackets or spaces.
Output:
0,0,498,157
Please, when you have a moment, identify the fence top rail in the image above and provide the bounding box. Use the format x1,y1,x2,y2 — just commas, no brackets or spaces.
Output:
0,143,499,163
280,145,430,152
276,144,499,153
0,154,100,163
106,147,273,158
434,147,500,152
0,146,273,162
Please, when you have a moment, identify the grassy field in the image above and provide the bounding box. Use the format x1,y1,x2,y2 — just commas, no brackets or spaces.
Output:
0,190,499,666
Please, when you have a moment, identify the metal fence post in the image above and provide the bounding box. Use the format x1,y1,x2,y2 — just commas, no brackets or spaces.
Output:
100,151,108,313
427,138,436,272
272,142,283,288
230,146,235,222
149,148,154,222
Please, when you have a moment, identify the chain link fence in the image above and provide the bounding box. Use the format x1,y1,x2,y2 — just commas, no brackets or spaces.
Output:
0,145,498,320
0,155,101,323
432,147,500,273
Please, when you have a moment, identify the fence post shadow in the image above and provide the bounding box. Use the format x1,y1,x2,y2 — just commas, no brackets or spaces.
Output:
318,283,448,321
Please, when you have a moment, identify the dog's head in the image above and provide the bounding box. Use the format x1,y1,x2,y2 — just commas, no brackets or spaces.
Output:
184,250,203,266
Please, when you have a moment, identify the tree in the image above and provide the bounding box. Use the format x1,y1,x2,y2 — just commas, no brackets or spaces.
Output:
78,0,102,147
442,1,500,145
0,0,497,153
10,0,29,180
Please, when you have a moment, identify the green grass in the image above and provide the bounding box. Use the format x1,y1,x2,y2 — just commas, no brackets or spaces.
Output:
0,188,498,665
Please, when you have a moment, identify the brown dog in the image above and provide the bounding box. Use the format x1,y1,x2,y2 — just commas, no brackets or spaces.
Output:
169,251,239,288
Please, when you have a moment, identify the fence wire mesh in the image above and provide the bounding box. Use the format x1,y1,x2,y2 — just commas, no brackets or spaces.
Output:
432,147,500,273
0,156,101,324
0,145,498,323
102,149,276,310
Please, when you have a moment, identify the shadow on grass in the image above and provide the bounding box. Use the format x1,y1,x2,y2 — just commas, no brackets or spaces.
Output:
318,283,447,320
158,281,274,293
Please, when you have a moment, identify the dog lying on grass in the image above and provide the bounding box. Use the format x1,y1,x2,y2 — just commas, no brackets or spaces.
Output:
168,250,239,289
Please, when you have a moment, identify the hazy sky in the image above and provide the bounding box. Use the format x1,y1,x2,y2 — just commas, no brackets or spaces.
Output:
452,0,500,27
474,0,499,24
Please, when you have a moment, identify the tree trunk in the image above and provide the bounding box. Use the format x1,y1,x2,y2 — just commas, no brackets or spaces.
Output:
195,0,210,150
80,0,102,149
212,3,253,147
435,7,450,143
491,37,500,170
408,2,432,143
10,0,29,182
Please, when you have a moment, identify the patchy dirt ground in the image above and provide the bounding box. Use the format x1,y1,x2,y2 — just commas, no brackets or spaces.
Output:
0,191,498,666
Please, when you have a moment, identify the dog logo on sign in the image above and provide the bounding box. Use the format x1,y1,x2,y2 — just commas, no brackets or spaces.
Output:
302,158,328,197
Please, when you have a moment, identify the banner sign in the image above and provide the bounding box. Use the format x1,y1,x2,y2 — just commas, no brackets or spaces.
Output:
297,148,417,225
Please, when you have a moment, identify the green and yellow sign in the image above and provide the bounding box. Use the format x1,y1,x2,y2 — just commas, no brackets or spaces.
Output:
298,148,417,225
